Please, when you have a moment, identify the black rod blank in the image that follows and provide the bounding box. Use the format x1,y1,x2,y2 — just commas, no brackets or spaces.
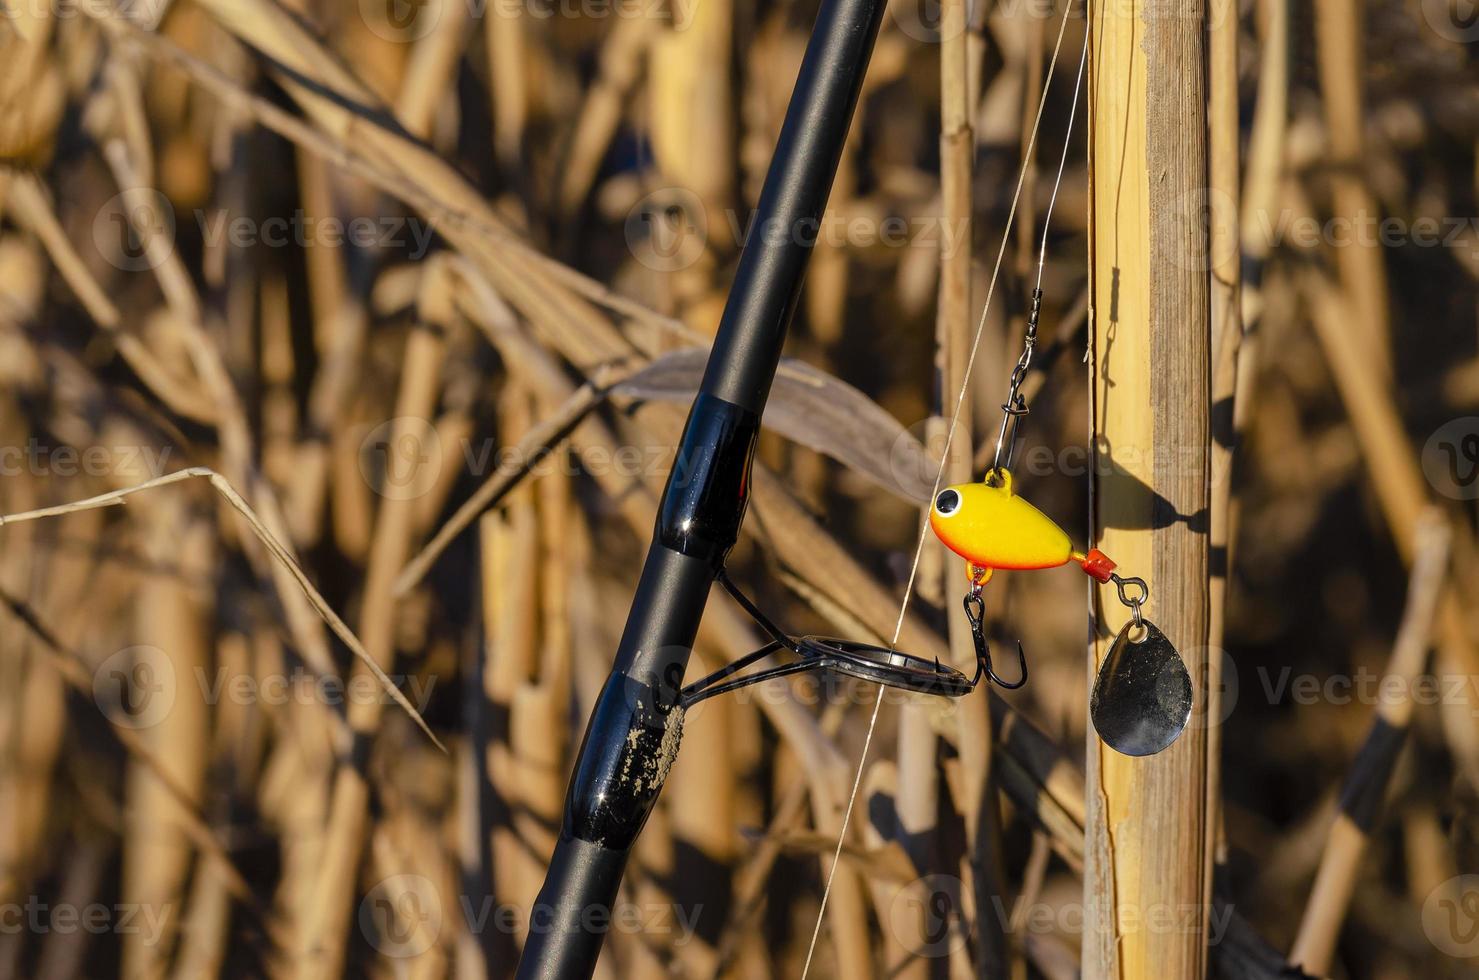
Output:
515,0,889,973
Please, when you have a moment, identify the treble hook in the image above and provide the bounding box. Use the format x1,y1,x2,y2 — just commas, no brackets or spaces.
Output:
962,589,1028,690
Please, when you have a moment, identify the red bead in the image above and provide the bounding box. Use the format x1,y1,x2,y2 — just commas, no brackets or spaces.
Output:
1079,548,1117,582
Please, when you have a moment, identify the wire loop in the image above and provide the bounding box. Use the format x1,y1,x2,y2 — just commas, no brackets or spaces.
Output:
1110,572,1149,634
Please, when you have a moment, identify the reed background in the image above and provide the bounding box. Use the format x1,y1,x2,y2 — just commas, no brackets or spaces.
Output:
0,0,1477,977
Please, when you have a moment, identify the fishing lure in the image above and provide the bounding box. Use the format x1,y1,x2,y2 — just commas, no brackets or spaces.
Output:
924,289,1192,756
929,467,1191,756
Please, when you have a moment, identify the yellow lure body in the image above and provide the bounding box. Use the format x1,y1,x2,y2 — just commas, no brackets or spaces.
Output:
929,470,1079,581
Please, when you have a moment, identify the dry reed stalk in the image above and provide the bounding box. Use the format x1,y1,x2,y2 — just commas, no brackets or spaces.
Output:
1295,265,1479,778
939,0,1012,974
1228,0,1288,582
330,398,377,565
395,0,473,141
891,0,978,960
556,17,657,218
892,650,938,976
143,0,631,377
482,388,545,946
523,407,576,827
858,762,927,975
394,367,636,596
646,0,732,320
1205,0,1242,896
287,169,363,545
97,10,704,368
370,803,454,978
169,630,257,980
0,6,63,166
795,37,913,355
4,175,220,425
708,700,852,977
1084,0,1213,973
1013,10,1044,293
33,840,110,980
0,422,110,909
1289,511,1450,976
486,0,528,169
1312,0,1391,380
664,664,737,973
801,143,853,351
1402,803,1457,906
456,725,495,978
298,291,448,976
0,593,258,908
261,741,331,974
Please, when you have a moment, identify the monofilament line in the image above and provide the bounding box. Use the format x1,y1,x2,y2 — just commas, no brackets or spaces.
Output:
798,4,1088,975
1037,19,1090,289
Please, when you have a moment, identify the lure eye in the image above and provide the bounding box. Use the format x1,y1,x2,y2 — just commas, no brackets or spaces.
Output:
934,489,960,516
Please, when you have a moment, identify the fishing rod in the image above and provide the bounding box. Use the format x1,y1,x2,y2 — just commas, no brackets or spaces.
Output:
515,0,892,973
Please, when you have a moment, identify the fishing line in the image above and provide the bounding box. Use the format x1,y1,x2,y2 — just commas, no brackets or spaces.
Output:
800,5,1091,974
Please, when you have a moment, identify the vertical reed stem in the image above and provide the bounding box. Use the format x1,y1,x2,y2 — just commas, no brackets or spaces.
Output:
1085,0,1212,973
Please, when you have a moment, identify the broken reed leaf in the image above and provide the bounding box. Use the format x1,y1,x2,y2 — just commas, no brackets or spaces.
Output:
395,347,934,597
614,348,936,506
0,467,446,753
